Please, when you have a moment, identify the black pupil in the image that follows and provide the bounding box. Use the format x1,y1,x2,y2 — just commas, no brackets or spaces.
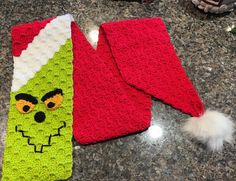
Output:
47,102,55,108
23,105,30,112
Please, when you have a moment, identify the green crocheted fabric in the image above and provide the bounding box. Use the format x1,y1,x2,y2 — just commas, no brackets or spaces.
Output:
2,39,73,181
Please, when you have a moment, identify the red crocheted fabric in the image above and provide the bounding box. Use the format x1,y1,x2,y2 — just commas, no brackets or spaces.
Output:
72,18,205,144
12,18,53,57
72,22,151,144
10,16,205,145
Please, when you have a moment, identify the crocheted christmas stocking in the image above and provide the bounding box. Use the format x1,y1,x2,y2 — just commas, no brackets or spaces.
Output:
2,15,73,180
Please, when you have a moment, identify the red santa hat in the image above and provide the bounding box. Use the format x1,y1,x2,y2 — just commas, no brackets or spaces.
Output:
72,17,234,151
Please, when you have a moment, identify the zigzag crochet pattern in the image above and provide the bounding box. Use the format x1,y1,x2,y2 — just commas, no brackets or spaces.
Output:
2,14,234,180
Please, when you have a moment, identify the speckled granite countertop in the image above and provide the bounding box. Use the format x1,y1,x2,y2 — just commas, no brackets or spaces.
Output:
0,0,236,180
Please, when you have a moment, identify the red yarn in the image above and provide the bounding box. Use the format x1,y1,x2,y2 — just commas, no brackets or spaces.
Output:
72,18,204,144
11,18,53,57
72,22,151,144
11,16,205,145
100,19,205,117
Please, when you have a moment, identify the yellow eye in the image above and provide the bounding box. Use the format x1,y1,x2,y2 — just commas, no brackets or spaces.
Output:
43,94,63,110
16,100,35,114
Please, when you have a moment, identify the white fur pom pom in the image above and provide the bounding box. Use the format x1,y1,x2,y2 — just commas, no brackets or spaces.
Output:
183,110,235,151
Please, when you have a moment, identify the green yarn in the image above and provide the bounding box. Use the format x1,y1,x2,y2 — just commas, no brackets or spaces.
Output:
2,39,73,181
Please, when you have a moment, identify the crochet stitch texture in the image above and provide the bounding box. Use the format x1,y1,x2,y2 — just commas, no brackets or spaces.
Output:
72,18,204,144
2,15,73,180
3,14,206,180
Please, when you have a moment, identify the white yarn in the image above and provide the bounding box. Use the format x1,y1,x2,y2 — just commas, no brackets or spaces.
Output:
11,14,74,92
183,110,235,151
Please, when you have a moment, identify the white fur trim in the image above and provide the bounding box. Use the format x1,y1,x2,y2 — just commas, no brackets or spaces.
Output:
11,14,74,92
183,110,235,151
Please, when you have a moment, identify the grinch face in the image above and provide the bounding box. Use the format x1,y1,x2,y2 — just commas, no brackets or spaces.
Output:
14,88,66,153
3,35,73,180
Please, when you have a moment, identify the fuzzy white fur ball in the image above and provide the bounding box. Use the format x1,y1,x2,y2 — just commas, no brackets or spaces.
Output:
183,110,235,151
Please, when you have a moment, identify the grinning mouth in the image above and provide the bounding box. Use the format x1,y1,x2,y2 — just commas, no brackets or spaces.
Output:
15,121,66,153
